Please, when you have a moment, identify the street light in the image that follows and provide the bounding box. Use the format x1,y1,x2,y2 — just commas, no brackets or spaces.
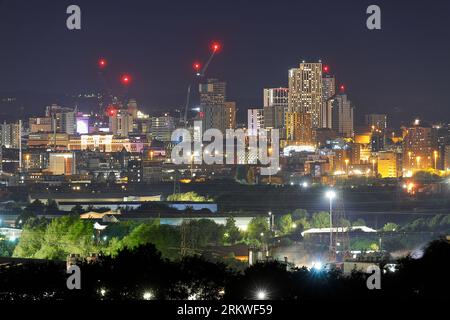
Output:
256,290,267,300
344,159,349,174
268,211,273,232
143,291,153,300
325,190,336,258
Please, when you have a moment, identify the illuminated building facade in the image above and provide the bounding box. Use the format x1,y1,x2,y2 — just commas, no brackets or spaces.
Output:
248,109,264,136
263,88,288,131
377,151,399,178
402,120,437,172
285,112,313,145
224,101,237,130
29,117,52,133
48,152,76,175
67,134,146,153
288,62,323,128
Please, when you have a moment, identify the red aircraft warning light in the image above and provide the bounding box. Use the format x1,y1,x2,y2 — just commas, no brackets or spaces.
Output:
340,84,346,92
211,42,221,52
193,62,202,71
323,65,329,73
106,105,117,117
121,74,132,85
98,58,107,69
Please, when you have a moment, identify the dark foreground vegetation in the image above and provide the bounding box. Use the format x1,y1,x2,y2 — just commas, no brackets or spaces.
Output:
0,238,449,301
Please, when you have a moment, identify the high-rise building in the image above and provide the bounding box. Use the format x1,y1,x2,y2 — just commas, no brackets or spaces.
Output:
263,88,288,131
0,121,21,148
46,104,77,135
149,114,175,142
365,114,387,131
444,144,450,170
402,119,437,172
199,79,227,132
109,109,133,136
321,74,335,128
224,101,236,129
285,112,313,145
127,99,138,119
321,99,333,129
288,62,323,128
322,74,335,101
248,109,264,136
331,93,354,138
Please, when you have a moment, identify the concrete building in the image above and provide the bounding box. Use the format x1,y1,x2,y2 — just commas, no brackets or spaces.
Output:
29,117,52,133
377,151,399,178
48,152,76,175
149,114,175,142
285,112,313,145
331,93,354,138
263,88,288,131
402,120,437,173
109,109,133,136
224,101,237,129
248,108,264,136
288,62,323,128
199,79,227,132
0,121,21,148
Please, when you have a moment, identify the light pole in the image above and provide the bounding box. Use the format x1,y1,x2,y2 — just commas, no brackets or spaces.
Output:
345,159,349,175
325,190,336,259
268,211,274,232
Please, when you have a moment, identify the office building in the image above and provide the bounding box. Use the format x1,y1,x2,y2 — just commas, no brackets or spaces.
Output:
199,79,227,132
224,101,237,129
402,120,437,172
263,88,288,130
331,93,354,138
248,109,264,136
288,62,323,128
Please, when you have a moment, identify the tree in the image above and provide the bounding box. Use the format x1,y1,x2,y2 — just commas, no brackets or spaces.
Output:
246,217,269,243
223,217,242,244
167,192,212,202
382,222,399,232
16,200,46,227
311,212,330,228
277,214,293,235
352,218,366,227
292,209,308,221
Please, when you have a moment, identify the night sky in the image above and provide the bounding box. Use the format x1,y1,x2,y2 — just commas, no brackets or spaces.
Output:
0,0,449,125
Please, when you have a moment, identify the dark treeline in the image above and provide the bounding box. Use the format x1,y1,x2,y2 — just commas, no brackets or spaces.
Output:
0,238,449,301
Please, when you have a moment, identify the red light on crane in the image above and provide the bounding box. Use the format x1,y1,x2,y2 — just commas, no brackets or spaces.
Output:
211,42,221,52
193,62,202,71
323,65,329,73
121,74,131,85
98,58,107,69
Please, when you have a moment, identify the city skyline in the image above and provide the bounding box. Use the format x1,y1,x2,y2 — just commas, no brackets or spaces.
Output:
0,0,450,126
